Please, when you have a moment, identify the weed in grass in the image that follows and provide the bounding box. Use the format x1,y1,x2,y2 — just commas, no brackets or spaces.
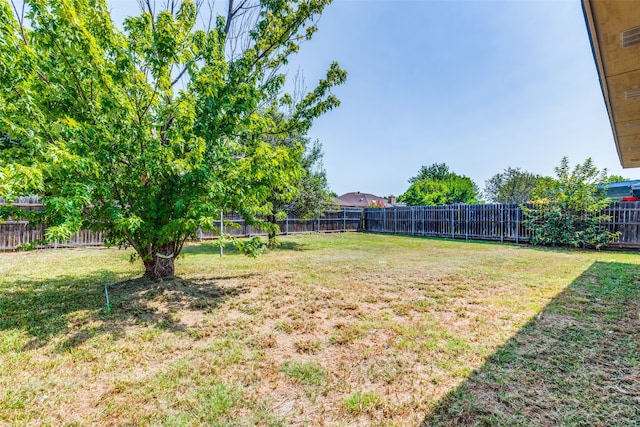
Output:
343,390,384,415
290,318,317,333
281,360,327,387
329,322,367,345
274,320,293,334
294,338,322,354
256,333,277,349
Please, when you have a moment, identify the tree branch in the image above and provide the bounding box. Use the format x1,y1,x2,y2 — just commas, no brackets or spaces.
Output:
171,66,190,87
54,41,88,103
9,0,27,44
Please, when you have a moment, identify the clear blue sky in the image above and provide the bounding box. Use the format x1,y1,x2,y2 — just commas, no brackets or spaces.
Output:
108,0,631,197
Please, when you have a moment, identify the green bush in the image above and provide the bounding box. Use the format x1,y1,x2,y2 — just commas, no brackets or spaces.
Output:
522,157,619,249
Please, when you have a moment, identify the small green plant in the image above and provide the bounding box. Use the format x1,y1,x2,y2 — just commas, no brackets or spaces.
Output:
233,236,267,258
343,390,384,414
281,360,327,387
15,240,42,251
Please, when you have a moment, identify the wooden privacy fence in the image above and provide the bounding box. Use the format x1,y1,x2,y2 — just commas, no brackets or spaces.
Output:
364,204,529,243
0,197,362,250
196,209,363,240
364,202,640,250
4,198,640,251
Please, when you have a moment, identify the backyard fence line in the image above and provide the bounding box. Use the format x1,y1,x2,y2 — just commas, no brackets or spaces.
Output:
3,198,640,251
364,202,640,250
0,198,363,250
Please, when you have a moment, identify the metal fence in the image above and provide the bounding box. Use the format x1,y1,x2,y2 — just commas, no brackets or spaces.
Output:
364,203,640,250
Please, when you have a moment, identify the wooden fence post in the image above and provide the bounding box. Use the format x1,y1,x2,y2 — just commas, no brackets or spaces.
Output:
465,204,469,241
515,205,520,244
450,205,454,240
383,209,386,233
394,208,397,234
343,208,346,231
500,204,504,243
411,207,415,235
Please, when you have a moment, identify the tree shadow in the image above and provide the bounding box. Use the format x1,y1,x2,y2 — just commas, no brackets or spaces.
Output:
0,271,249,351
181,239,307,256
421,261,640,426
272,240,307,252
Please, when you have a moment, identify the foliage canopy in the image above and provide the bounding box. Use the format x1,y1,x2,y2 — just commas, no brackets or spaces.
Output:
259,109,334,246
400,163,480,206
484,167,541,204
522,157,618,249
0,0,346,278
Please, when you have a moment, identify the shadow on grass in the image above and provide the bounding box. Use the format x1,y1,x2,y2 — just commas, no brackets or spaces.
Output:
181,238,307,256
0,271,248,351
274,239,307,252
421,261,640,426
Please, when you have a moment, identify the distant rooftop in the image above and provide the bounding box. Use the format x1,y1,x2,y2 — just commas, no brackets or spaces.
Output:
335,192,387,208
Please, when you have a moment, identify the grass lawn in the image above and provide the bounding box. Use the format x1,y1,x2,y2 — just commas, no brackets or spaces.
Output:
0,233,638,426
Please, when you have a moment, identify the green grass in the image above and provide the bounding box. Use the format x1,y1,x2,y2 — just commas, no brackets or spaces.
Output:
280,360,327,387
343,390,385,415
424,260,640,426
0,233,638,425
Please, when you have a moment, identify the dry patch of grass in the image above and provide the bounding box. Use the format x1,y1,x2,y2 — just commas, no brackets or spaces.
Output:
0,233,638,426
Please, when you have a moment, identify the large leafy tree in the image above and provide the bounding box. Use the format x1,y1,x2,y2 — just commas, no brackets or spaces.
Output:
407,162,454,184
484,167,542,204
265,145,334,246
399,163,480,206
287,139,334,218
257,108,334,246
522,157,618,249
0,0,346,279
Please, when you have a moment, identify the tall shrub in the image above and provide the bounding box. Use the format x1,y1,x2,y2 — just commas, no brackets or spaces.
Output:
521,157,618,249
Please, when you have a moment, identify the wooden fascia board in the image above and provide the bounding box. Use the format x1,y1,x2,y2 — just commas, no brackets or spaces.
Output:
581,0,624,165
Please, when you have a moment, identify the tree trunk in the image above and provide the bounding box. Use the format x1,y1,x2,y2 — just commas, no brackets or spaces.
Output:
143,244,176,280
267,215,278,248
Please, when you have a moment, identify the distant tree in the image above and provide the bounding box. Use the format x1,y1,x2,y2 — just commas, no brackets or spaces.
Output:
522,157,618,249
399,176,480,206
400,163,480,205
398,180,448,206
484,167,541,204
408,162,454,184
606,175,629,183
